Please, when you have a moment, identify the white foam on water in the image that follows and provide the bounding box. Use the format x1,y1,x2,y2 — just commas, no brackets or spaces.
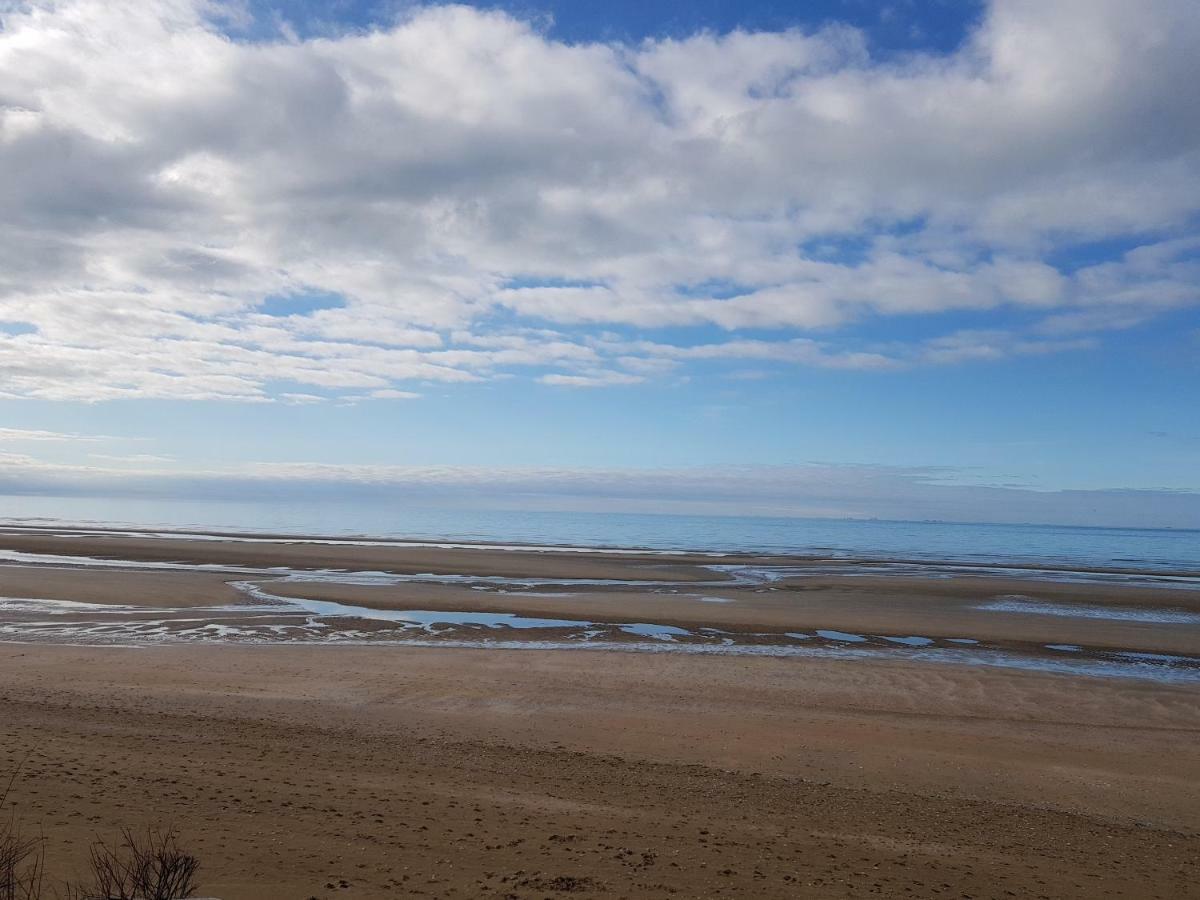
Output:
0,596,140,613
2,617,1196,685
1112,651,1195,667
616,622,692,641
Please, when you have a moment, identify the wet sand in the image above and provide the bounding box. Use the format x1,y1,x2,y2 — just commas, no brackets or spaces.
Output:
0,528,728,581
263,576,1200,656
3,549,1199,658
4,525,1197,583
1,528,1199,897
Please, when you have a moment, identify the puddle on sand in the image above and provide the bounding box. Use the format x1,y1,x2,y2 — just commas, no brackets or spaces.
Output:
979,596,1200,624
816,629,868,643
289,597,587,632
4,587,1200,686
274,590,695,642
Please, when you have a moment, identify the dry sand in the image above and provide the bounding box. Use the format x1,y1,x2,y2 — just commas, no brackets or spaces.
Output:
2,645,1198,899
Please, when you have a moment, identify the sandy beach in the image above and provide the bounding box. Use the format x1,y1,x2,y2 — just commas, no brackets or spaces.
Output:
1,527,1199,897
9,0,1200,896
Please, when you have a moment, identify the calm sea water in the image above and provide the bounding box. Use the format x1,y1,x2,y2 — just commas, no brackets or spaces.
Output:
1,494,1197,572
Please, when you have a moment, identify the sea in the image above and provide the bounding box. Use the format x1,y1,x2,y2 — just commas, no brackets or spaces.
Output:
1,494,1197,573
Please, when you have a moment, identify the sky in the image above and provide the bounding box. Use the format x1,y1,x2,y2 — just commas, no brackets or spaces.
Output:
0,0,1197,527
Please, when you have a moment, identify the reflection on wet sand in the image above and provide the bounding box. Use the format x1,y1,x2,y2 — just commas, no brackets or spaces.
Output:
3,577,1199,685
0,526,1197,686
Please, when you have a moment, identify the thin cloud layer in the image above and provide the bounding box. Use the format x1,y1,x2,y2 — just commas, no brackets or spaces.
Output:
1,452,1197,528
0,426,110,442
1,0,1197,400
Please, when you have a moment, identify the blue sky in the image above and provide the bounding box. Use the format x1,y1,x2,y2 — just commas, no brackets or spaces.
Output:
248,0,985,51
0,0,1197,526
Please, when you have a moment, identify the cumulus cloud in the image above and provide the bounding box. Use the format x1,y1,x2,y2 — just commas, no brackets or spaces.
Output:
0,0,1197,400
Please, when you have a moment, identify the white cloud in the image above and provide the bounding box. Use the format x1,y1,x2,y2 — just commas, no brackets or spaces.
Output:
370,389,422,400
0,427,111,442
0,0,1197,401
538,371,645,388
88,453,176,464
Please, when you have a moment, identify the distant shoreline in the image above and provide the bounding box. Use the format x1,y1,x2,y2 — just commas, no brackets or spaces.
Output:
1,520,1198,581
